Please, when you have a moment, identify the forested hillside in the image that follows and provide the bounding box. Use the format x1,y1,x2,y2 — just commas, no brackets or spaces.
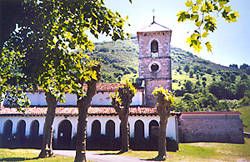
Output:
91,38,250,112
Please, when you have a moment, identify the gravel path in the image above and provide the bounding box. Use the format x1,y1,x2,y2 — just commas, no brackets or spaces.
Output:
54,150,155,162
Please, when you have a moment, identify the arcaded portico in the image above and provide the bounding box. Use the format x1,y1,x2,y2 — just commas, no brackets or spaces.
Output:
0,107,178,149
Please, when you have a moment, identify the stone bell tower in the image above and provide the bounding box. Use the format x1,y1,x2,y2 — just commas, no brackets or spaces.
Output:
137,17,172,106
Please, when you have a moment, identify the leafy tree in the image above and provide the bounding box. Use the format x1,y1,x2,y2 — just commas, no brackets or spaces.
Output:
177,0,239,52
0,46,30,111
235,80,250,99
189,70,194,78
177,66,181,72
208,81,234,99
230,74,236,82
202,81,206,88
240,63,249,70
152,87,174,160
229,64,238,69
184,64,190,73
193,65,200,73
199,92,218,108
3,0,128,160
183,93,194,101
241,74,248,80
75,60,101,162
206,68,212,74
185,80,193,93
111,80,136,152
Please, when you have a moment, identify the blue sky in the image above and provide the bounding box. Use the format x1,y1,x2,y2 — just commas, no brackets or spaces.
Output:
97,0,250,66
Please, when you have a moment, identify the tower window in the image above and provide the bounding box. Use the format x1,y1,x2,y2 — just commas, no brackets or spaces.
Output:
151,40,158,53
150,63,160,72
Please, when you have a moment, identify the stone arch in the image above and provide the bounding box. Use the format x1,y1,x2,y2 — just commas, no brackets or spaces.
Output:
149,120,159,140
151,40,159,53
2,120,13,147
106,120,115,140
16,120,26,146
57,120,72,148
91,120,101,138
30,120,39,138
134,120,145,142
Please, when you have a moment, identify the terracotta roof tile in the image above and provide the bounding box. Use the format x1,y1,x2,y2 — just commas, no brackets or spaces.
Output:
36,83,143,92
0,106,158,116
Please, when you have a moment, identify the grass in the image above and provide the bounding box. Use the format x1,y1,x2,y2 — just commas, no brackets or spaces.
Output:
94,138,250,162
0,149,73,162
238,106,250,132
1,139,250,162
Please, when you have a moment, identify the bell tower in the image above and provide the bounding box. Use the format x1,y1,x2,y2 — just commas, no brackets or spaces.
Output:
137,18,172,106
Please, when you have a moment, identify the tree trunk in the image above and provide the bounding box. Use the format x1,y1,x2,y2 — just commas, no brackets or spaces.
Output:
74,81,97,162
74,98,88,162
39,92,57,158
157,115,168,160
120,113,129,152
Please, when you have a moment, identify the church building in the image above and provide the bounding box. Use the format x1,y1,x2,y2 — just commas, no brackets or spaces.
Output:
0,18,244,149
0,19,180,150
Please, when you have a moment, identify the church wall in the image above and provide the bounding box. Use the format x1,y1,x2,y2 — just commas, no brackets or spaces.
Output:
25,91,143,106
145,79,172,106
179,112,244,143
0,115,178,141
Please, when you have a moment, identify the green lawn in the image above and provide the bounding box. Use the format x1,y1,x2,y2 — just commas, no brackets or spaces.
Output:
1,139,250,162
238,106,250,132
95,138,250,162
0,149,73,162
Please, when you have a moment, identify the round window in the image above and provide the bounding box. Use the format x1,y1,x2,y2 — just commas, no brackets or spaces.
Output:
150,63,159,72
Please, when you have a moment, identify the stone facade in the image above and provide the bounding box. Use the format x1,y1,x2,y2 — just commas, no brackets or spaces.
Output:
137,23,172,106
145,79,172,106
179,112,244,143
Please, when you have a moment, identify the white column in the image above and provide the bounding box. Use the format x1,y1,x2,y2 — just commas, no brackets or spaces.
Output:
101,119,106,135
53,117,60,140
115,121,120,138
145,121,150,139
25,120,31,137
0,119,5,134
87,119,92,137
12,120,18,135
129,120,135,138
71,118,77,138
39,117,45,135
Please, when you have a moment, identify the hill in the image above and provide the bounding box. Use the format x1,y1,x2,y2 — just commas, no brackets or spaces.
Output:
91,38,249,92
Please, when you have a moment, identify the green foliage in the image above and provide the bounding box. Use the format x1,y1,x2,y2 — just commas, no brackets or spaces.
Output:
0,45,30,109
209,79,250,100
174,91,220,112
184,64,190,73
152,87,174,108
185,80,193,93
2,0,128,103
177,0,239,52
111,80,136,108
238,106,250,132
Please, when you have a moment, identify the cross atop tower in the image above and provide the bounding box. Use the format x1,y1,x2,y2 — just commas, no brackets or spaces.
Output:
152,9,155,23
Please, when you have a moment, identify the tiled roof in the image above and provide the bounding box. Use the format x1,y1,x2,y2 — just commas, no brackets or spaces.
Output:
0,106,159,116
36,83,143,92
137,22,171,33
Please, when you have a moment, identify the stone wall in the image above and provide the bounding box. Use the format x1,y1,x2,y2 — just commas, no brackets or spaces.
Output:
179,112,244,143
145,79,172,106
